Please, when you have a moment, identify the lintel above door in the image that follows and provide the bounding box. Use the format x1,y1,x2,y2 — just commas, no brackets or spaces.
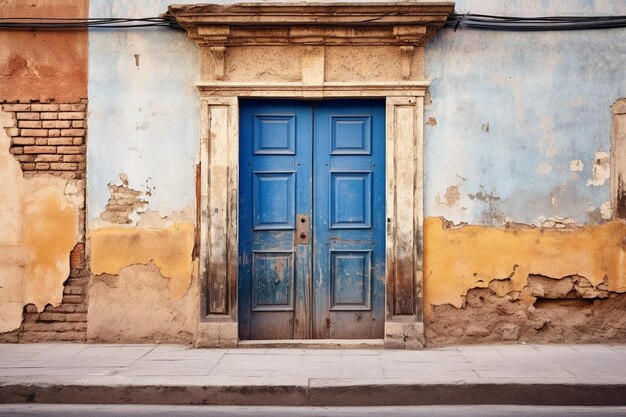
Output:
166,2,455,84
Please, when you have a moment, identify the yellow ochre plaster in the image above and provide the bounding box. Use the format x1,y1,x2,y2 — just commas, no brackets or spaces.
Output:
424,216,626,311
89,224,195,299
0,111,79,333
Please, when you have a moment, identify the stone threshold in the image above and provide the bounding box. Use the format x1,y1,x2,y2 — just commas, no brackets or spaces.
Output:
237,339,385,349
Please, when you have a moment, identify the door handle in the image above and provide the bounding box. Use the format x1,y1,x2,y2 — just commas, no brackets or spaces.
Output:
296,214,309,245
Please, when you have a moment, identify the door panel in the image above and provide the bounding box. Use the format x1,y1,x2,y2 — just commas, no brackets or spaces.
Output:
239,99,384,340
239,100,312,340
313,100,385,339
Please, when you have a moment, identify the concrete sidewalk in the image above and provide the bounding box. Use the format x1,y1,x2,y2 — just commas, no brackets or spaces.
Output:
0,343,625,406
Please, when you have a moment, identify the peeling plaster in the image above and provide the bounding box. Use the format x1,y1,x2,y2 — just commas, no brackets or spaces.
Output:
435,185,461,208
0,110,79,333
89,223,194,299
570,160,584,171
87,260,199,343
587,151,610,187
600,201,612,220
424,217,626,311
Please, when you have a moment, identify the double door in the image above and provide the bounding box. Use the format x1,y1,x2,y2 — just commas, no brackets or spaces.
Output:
238,99,385,339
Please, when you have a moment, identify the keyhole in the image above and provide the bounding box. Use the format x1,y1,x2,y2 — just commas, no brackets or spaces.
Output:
300,218,306,223
300,233,306,239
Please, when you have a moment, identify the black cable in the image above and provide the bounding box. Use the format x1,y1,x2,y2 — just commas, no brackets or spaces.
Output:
0,14,624,31
0,17,181,30
445,13,626,31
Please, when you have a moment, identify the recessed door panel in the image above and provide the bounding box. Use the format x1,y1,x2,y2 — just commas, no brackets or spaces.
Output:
239,99,385,340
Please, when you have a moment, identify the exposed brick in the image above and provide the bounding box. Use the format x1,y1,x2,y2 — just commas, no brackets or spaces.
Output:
63,154,86,163
9,146,23,154
70,243,84,268
21,321,87,332
61,128,85,137
23,146,56,154
77,162,86,171
3,103,30,111
59,103,87,111
56,145,84,154
35,138,48,145
71,120,85,128
37,312,68,322
15,155,35,162
46,304,88,314
50,162,78,171
42,120,71,128
20,331,86,342
58,112,85,120
49,129,61,137
24,304,39,313
31,103,59,112
35,162,50,170
12,137,35,145
40,112,58,120
63,285,84,295
22,163,35,170
61,295,84,304
72,137,83,145
18,120,42,128
48,137,74,146
16,112,40,120
20,129,49,137
35,154,63,163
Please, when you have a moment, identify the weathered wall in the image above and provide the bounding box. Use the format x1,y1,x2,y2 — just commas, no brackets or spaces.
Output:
87,0,200,343
0,0,88,102
0,0,88,342
423,0,626,345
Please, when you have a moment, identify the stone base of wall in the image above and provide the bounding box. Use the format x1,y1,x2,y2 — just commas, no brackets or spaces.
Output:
425,280,626,347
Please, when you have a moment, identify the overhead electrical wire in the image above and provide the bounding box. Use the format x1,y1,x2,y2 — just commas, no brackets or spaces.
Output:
0,14,625,31
445,13,626,31
0,17,181,29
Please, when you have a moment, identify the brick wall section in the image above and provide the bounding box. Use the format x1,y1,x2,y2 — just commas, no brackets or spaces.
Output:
0,100,88,343
4,101,87,176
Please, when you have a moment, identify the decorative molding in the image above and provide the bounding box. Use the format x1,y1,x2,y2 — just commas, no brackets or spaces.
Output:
400,46,415,80
209,46,226,80
195,81,430,97
167,2,455,47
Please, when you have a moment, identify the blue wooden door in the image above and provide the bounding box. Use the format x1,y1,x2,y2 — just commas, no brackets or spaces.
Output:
239,99,385,340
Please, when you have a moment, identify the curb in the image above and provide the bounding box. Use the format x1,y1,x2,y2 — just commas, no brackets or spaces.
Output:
2,383,626,406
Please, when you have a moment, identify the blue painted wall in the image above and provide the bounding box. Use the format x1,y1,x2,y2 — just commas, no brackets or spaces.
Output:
87,0,625,228
88,0,199,225
425,0,626,226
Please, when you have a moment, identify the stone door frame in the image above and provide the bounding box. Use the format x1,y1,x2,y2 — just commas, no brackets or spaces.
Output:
167,2,455,348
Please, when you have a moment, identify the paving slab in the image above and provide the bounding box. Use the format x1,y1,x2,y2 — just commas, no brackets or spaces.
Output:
0,344,625,406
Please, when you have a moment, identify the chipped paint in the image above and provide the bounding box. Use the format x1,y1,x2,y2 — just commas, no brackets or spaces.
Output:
425,1,625,225
600,201,612,220
89,223,194,299
570,160,584,171
87,0,199,225
537,216,581,229
424,216,626,311
588,151,611,186
0,111,79,333
435,185,460,208
587,151,610,187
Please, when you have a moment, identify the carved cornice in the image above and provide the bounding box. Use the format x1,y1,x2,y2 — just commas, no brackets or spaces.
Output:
166,2,455,47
